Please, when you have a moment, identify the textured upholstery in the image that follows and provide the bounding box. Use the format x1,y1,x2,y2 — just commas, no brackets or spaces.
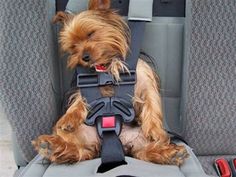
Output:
0,0,60,161
141,17,185,133
4,1,235,177
15,143,210,177
198,155,236,177
183,0,236,175
183,0,236,155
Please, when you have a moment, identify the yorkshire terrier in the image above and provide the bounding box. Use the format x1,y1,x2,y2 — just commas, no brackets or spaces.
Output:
33,0,189,166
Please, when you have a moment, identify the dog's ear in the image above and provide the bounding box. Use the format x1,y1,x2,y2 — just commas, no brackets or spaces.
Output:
52,11,74,25
88,0,111,10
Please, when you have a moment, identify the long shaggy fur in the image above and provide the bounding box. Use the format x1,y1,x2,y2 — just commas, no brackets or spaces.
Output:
33,0,188,166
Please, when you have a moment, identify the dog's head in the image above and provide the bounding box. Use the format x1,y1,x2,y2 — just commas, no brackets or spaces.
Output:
54,0,130,78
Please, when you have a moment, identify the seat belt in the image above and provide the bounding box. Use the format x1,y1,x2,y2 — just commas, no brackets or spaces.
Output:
56,0,69,12
214,158,232,177
98,131,127,172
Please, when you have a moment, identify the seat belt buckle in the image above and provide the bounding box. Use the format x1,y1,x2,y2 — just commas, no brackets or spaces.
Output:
85,97,135,127
102,116,116,128
77,68,136,88
214,158,232,177
96,115,122,138
229,159,236,177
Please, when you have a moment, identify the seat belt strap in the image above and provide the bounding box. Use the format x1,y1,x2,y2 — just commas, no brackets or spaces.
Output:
128,0,153,22
95,21,146,172
121,21,145,69
97,131,127,173
56,0,69,12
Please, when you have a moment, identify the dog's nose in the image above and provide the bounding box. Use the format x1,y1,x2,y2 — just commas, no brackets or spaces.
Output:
82,52,90,62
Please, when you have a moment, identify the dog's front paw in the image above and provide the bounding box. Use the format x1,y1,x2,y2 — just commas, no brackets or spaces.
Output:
32,135,62,160
56,113,80,133
32,135,80,163
169,144,189,166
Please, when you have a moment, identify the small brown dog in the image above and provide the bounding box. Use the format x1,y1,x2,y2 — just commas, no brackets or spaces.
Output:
33,0,188,166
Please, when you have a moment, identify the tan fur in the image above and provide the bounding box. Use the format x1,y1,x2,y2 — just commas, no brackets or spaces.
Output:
33,0,188,166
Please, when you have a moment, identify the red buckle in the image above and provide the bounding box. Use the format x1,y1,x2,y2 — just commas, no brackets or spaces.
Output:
102,116,115,128
215,158,232,177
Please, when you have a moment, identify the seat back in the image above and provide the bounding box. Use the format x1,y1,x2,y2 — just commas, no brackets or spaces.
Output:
0,0,60,162
182,0,236,176
182,0,236,174
183,0,236,155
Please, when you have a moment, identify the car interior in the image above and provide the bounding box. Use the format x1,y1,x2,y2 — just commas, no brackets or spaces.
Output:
0,0,235,176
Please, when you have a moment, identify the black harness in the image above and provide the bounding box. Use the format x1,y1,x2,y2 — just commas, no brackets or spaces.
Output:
74,21,145,172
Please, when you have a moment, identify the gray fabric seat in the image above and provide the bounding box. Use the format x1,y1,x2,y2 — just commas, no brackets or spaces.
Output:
0,0,60,164
1,0,234,176
198,155,236,176
17,143,209,177
182,0,236,176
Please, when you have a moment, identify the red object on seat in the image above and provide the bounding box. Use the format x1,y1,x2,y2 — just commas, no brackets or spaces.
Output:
102,116,115,128
234,159,236,168
215,158,231,177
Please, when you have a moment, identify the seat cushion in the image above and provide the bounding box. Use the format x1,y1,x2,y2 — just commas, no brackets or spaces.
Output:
16,143,210,177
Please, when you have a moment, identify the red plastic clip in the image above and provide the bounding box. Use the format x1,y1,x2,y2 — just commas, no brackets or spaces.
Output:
215,158,232,177
102,116,115,128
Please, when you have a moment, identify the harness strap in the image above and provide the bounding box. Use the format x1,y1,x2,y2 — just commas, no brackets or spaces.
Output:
128,0,153,21
97,131,127,173
125,21,145,69
96,21,146,172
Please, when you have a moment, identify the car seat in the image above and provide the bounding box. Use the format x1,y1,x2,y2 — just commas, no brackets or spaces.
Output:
0,0,235,176
181,0,236,176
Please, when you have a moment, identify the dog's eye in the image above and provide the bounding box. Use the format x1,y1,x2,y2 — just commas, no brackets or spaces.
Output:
87,31,95,38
